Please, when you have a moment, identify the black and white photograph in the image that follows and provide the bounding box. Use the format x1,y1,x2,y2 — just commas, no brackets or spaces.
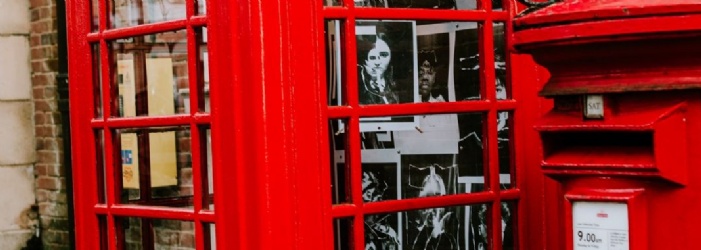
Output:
416,23,451,103
355,20,420,132
356,20,417,105
453,22,481,101
332,149,403,250
459,175,513,250
401,154,461,250
392,22,459,155
494,23,508,100
363,163,401,250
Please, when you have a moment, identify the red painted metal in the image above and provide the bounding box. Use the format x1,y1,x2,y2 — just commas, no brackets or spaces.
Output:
514,1,701,249
68,0,545,249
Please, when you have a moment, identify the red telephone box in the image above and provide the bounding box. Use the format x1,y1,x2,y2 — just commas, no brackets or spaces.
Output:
515,1,701,249
64,0,555,249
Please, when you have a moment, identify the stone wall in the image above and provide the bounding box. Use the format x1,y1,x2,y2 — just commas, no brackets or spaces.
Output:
0,0,39,249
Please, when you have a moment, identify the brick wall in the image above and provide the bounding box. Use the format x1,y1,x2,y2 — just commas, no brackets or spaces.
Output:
30,0,71,248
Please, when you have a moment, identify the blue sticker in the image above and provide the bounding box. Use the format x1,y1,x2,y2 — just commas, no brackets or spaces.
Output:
122,150,133,164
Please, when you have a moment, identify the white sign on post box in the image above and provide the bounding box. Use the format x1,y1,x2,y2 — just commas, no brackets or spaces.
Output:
573,202,629,250
584,95,604,119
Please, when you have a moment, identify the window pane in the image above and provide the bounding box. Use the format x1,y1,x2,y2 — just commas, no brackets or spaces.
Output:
91,0,100,31
353,21,481,105
111,30,188,117
204,223,216,249
109,0,186,28
501,202,516,250
117,126,193,208
363,204,488,250
204,127,214,210
355,0,477,9
492,0,504,10
454,22,481,101
330,119,349,204
154,219,195,249
330,113,484,203
120,218,196,250
324,0,342,6
199,28,210,113
498,111,513,189
333,218,353,250
122,217,142,249
197,0,207,15
494,22,508,100
356,20,416,105
93,44,103,118
326,20,344,106
96,130,106,203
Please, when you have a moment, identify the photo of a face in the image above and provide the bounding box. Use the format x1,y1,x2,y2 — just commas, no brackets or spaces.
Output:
364,38,392,84
419,60,436,101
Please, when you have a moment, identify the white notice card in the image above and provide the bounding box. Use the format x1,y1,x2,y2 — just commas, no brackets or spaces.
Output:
573,202,629,250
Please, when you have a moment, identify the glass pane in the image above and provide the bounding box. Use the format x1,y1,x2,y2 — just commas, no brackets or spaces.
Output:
330,119,349,204
356,20,416,105
121,218,196,250
92,43,102,118
364,212,400,250
199,28,210,113
93,44,103,118
204,127,214,210
466,204,490,250
109,0,186,28
494,22,508,100
91,0,100,31
111,29,188,117
364,205,484,250
122,217,142,249
153,219,195,249
117,126,193,208
331,113,484,202
99,216,109,249
355,0,477,9
492,0,504,10
325,0,342,6
326,20,344,106
501,202,516,250
197,0,207,15
498,111,513,189
454,22,481,101
353,21,481,105
96,130,106,203
205,223,216,249
333,218,353,250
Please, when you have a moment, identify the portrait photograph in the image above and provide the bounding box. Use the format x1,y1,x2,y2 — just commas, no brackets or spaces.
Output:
355,20,419,132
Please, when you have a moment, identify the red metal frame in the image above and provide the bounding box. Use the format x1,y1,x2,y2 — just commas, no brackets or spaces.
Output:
67,0,546,249
321,1,542,250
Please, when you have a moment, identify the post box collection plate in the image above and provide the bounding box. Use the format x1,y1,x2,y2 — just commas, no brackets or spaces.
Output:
572,201,629,250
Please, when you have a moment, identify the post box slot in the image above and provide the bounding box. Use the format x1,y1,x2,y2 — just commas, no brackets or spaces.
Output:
542,131,655,169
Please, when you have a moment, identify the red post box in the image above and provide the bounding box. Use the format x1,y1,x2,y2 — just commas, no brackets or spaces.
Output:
514,1,701,249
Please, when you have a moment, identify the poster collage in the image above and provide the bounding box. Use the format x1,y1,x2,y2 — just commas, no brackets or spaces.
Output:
326,8,512,250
